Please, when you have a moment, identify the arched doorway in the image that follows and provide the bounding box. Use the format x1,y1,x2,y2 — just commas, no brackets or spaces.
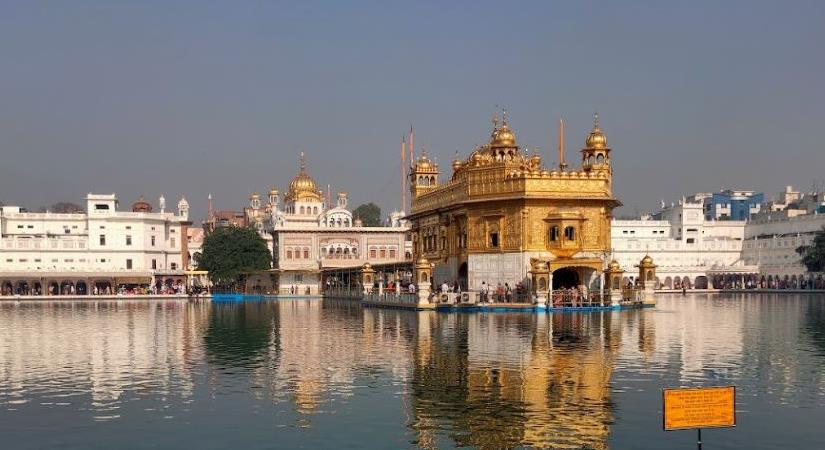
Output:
60,281,75,295
76,281,88,295
553,267,579,290
458,262,468,291
694,276,708,289
15,281,30,295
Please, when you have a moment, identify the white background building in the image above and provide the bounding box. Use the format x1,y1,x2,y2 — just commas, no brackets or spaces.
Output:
0,193,191,295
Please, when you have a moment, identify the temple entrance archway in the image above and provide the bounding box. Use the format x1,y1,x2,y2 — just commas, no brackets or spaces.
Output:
458,262,468,291
552,267,580,290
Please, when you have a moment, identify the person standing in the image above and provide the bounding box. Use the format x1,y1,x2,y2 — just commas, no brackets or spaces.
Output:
480,281,489,303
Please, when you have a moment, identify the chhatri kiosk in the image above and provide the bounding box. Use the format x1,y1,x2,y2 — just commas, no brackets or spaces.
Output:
406,113,653,307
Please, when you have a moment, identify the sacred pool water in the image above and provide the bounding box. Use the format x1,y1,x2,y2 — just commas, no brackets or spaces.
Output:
1,294,824,449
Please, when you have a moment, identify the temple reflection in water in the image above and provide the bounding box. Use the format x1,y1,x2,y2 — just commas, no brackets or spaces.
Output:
405,311,621,449
7,296,825,449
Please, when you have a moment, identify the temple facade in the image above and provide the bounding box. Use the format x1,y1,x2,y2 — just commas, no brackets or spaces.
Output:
243,153,411,295
407,114,620,294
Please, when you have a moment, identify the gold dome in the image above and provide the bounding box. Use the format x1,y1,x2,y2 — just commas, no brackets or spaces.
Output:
285,152,322,202
415,151,436,171
269,186,279,196
607,259,621,271
490,122,517,148
585,113,608,149
641,254,654,265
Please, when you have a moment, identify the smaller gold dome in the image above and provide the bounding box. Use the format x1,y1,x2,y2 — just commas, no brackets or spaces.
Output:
586,128,607,149
607,259,621,271
250,192,260,200
585,113,608,149
269,187,278,195
415,151,436,171
641,254,654,265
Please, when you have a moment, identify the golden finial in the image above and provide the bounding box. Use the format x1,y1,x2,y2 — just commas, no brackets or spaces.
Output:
593,112,600,129
299,151,306,172
502,107,508,125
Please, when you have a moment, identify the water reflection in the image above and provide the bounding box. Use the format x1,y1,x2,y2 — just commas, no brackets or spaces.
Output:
407,312,620,449
1,295,825,449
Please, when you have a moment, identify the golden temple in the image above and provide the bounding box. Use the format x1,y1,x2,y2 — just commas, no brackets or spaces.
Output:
407,113,620,294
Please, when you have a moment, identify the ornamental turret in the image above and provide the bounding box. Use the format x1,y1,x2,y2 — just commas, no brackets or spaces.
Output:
410,149,439,200
581,113,612,174
177,197,189,220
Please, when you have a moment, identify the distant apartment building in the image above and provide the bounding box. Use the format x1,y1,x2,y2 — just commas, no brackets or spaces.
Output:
701,189,764,221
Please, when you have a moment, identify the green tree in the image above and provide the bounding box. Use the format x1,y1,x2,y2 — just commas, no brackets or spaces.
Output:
353,202,381,227
198,226,271,289
796,226,825,272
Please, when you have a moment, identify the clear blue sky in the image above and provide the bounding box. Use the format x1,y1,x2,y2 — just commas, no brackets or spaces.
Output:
1,1,824,219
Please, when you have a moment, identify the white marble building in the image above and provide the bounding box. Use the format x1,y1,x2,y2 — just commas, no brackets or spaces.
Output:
0,193,191,295
611,199,753,289
613,187,825,289
242,153,411,295
742,213,825,283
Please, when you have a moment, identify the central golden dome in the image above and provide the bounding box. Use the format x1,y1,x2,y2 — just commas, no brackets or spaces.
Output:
490,122,517,148
285,153,322,202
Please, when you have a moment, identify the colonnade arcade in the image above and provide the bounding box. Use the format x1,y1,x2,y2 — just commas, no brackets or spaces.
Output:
0,274,186,296
1,277,113,296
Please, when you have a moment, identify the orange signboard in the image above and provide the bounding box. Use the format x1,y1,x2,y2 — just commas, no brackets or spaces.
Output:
663,386,736,431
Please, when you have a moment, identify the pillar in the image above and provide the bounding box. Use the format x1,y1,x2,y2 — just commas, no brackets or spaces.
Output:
529,259,550,308
414,257,432,305
636,255,657,306
360,263,375,296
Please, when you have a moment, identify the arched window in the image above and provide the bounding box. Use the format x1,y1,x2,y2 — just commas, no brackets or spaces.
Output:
380,249,387,258
303,249,310,259
300,206,305,214
389,249,396,258
286,250,293,259
596,154,605,165
370,249,377,258
564,226,575,241
313,207,318,214
549,226,559,241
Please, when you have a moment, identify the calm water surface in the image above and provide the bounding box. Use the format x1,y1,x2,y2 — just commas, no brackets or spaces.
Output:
1,294,825,449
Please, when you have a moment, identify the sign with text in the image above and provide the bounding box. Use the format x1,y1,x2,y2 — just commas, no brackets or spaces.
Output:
663,386,736,431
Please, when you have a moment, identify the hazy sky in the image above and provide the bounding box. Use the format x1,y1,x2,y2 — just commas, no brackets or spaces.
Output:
2,1,824,220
